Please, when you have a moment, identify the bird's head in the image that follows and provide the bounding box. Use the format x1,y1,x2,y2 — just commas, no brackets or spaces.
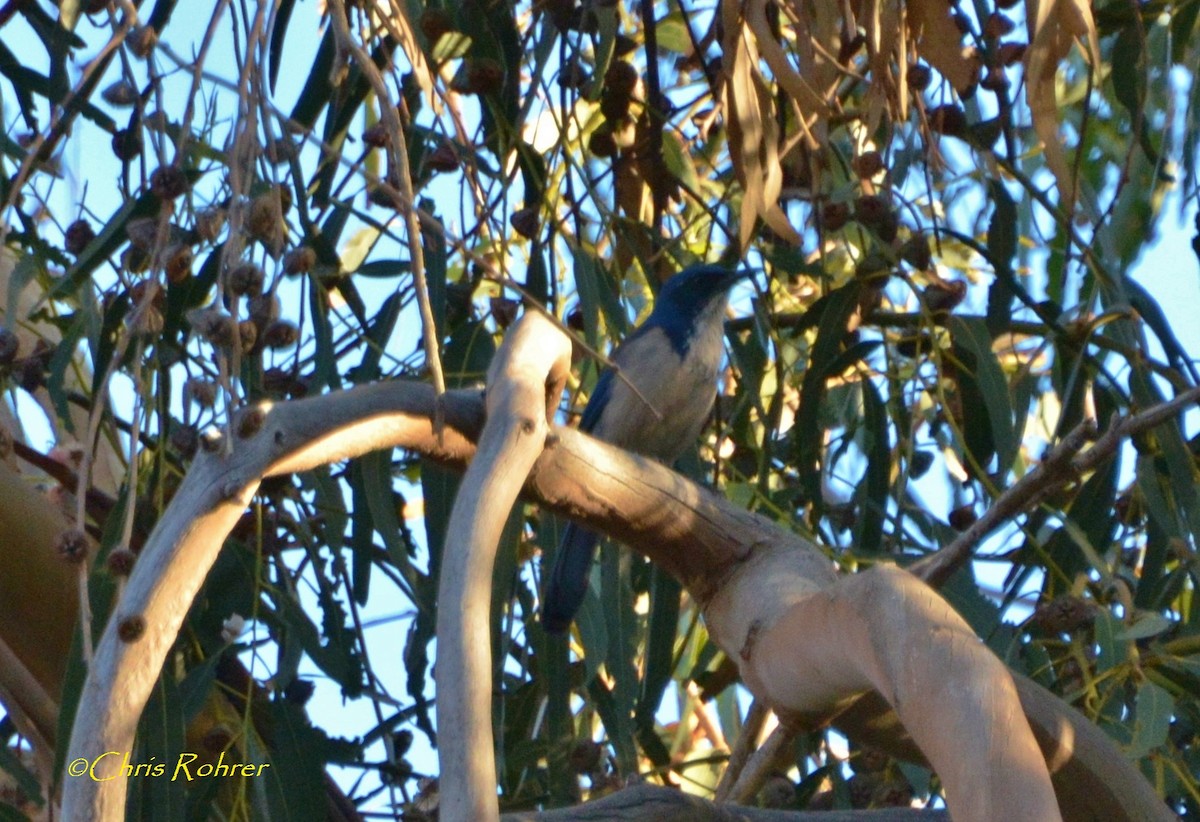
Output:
655,264,745,316
647,264,746,353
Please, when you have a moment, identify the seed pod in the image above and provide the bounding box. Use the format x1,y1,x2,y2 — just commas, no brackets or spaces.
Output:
227,262,264,297
362,122,390,148
248,293,281,328
0,328,19,365
187,307,238,348
980,68,1010,93
928,104,969,139
568,740,603,775
855,250,892,287
588,128,617,158
237,320,258,353
510,207,538,239
998,42,1027,67
283,246,317,275
420,8,455,43
907,63,932,92
65,219,95,256
948,503,977,530
854,195,899,241
112,127,143,161
605,61,639,96
127,25,158,58
237,406,266,438
195,207,226,243
56,528,91,564
185,378,218,408
117,615,146,642
126,217,158,251
130,302,164,337
1033,595,1094,634
983,12,1015,40
247,192,280,243
599,89,632,123
101,80,139,107
121,246,150,274
263,367,308,397
107,548,137,576
163,243,194,284
851,150,885,179
464,58,504,96
921,279,967,314
425,141,460,173
262,321,299,349
490,297,519,329
560,62,589,89
900,235,932,270
150,165,188,199
129,279,165,312
820,201,851,232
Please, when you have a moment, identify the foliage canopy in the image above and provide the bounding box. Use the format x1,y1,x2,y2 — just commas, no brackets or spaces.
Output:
1,0,1199,816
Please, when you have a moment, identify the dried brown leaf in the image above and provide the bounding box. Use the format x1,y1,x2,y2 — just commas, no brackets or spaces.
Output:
723,0,803,252
907,0,980,92
1025,0,1101,212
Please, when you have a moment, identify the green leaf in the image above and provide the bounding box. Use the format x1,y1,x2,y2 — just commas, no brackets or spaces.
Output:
46,312,88,434
127,674,188,821
571,246,627,348
431,31,473,61
1094,610,1129,674
0,741,43,810
55,192,161,300
360,450,410,578
662,131,700,195
1129,681,1173,758
356,259,411,279
1116,612,1174,641
793,283,861,510
635,565,680,748
339,226,382,275
854,379,889,554
985,180,1017,335
655,12,692,53
949,316,1015,474
268,0,297,92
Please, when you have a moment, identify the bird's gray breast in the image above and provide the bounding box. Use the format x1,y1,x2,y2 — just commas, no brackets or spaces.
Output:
594,319,724,461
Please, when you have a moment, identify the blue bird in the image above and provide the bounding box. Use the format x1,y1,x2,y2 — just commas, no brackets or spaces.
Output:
542,263,745,634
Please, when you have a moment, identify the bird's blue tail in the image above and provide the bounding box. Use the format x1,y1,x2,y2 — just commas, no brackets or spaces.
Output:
542,523,600,633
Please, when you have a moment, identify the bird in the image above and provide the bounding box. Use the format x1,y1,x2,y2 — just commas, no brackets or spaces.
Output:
542,263,745,634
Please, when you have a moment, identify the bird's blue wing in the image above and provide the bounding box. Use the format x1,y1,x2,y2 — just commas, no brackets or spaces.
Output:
578,365,615,433
542,522,600,633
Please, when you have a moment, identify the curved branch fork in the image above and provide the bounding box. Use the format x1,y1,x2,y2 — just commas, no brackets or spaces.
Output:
435,312,572,822
707,563,1062,821
59,310,1179,821
61,382,481,819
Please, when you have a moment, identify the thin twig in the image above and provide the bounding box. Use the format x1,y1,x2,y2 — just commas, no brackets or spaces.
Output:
912,385,1200,587
726,719,794,804
0,0,138,247
714,698,768,803
326,0,447,429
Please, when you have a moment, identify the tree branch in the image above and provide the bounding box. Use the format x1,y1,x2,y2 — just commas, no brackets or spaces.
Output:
436,312,572,822
912,385,1200,587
